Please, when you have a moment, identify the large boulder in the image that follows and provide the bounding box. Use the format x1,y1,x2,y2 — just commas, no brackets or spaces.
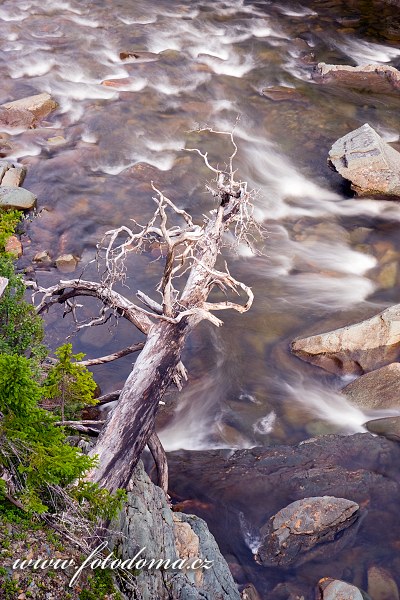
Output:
291,304,400,375
315,63,400,94
328,124,400,198
256,496,360,567
110,460,241,600
343,363,400,409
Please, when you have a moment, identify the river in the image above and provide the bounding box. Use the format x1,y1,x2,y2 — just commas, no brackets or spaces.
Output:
2,0,400,596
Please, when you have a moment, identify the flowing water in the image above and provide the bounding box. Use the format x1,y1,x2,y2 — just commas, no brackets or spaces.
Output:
2,0,400,595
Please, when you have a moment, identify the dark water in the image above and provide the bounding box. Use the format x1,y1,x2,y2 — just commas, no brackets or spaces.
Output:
2,0,400,596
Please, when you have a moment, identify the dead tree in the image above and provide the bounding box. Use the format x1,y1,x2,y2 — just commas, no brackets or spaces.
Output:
31,129,259,494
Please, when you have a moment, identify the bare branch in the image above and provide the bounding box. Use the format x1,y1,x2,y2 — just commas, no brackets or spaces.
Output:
78,343,145,367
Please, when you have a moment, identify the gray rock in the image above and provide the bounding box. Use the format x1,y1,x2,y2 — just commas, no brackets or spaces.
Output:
257,496,360,567
110,460,240,600
317,578,370,600
328,124,400,198
343,363,400,410
0,186,36,209
365,416,400,441
291,303,400,375
315,63,400,94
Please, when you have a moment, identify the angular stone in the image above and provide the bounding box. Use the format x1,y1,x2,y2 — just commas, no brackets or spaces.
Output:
0,107,35,129
5,235,22,258
315,63,400,94
2,93,57,121
367,566,399,600
318,578,367,600
0,187,36,209
1,166,26,187
55,254,78,273
328,124,400,198
33,250,51,264
257,496,360,567
343,363,400,410
291,304,400,375
0,277,8,298
365,416,400,442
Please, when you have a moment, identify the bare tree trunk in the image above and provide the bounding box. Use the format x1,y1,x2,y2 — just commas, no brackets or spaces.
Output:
87,319,187,491
31,129,259,494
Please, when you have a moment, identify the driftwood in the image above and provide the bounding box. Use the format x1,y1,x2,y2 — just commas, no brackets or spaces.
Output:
30,129,259,494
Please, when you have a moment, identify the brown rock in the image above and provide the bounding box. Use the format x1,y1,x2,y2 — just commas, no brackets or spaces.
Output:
261,86,306,103
343,363,400,410
33,250,51,264
256,496,360,567
365,416,400,442
367,565,399,600
55,254,78,273
241,584,262,600
119,50,159,62
0,93,57,129
5,235,22,258
2,92,57,120
292,304,400,375
315,63,400,94
328,124,400,198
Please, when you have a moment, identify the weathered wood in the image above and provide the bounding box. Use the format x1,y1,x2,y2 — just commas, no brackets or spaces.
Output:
148,432,169,496
0,277,8,298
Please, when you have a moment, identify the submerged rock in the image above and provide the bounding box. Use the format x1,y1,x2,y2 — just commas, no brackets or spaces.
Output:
260,86,306,103
343,363,400,410
257,496,360,567
315,63,400,94
367,565,399,600
317,578,370,600
55,254,78,273
328,124,400,198
365,416,400,441
291,304,400,375
110,460,241,600
0,187,36,210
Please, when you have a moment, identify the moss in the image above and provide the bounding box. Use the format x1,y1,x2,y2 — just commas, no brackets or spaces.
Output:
79,569,122,600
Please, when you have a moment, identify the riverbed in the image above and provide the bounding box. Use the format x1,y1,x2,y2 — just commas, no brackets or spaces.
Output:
2,0,400,596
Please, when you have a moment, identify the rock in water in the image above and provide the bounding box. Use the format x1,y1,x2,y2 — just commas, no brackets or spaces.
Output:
256,496,360,567
343,363,400,410
0,93,57,129
365,416,400,442
291,304,400,375
315,63,400,94
0,187,36,209
328,124,400,198
367,565,399,600
317,578,370,600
